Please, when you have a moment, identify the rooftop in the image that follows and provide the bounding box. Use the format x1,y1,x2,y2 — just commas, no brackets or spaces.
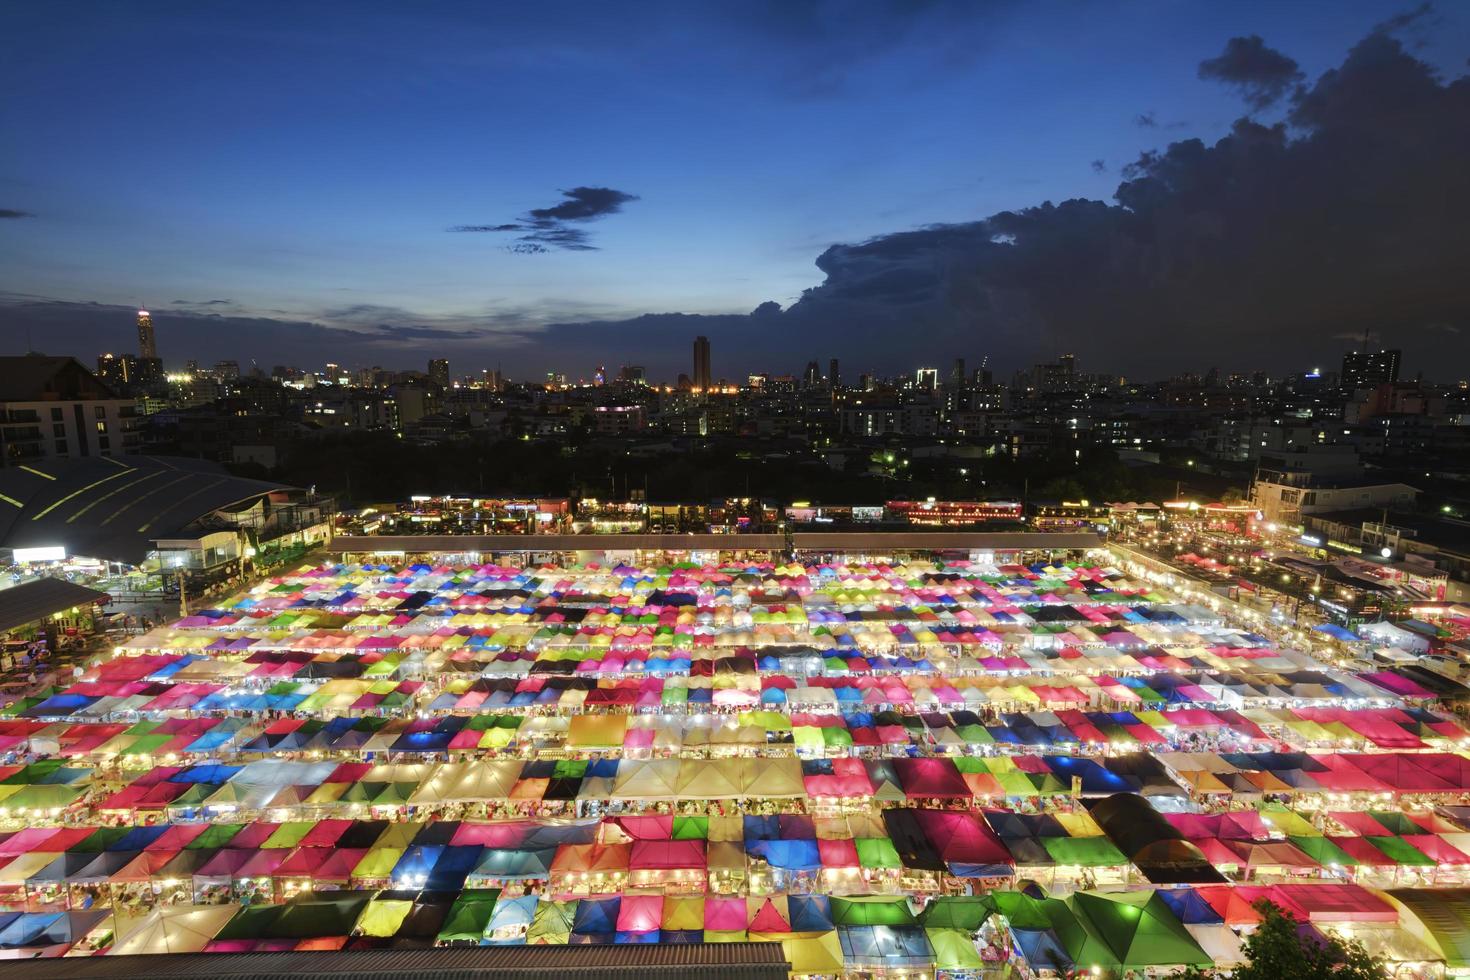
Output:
0,455,293,565
0,940,792,980
0,577,110,633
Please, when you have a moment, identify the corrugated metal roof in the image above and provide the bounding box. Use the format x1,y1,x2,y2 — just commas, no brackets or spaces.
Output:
0,942,792,980
792,531,1104,550
326,534,787,553
0,577,110,633
0,455,291,564
327,530,1103,554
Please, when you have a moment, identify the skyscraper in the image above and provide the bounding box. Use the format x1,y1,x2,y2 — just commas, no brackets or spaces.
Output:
828,358,840,389
1341,349,1401,389
136,309,157,360
428,358,450,387
693,336,711,391
803,361,820,387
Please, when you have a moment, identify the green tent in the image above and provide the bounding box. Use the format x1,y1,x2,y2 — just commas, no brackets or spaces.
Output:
1044,897,1122,972
672,815,708,840
1367,836,1434,866
1067,890,1211,970
273,894,373,939
1288,835,1359,867
1368,811,1423,835
1040,835,1128,867
70,826,132,853
168,782,222,808
991,891,1052,930
854,837,903,870
437,888,501,943
927,927,984,970
261,821,316,849
186,823,245,849
214,905,286,941
355,898,413,938
918,896,993,931
526,898,578,943
0,784,83,810
830,896,916,927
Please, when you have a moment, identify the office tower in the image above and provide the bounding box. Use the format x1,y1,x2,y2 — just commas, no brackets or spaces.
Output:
1341,349,1401,389
428,358,450,387
951,357,966,389
915,367,939,390
803,361,820,387
693,336,711,391
96,353,135,390
829,358,840,389
618,365,646,385
136,309,157,360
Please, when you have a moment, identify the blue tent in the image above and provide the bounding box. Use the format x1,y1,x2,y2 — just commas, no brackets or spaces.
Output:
789,895,834,931
1157,888,1224,924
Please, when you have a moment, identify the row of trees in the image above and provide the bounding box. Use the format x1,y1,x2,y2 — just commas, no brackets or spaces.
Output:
238,431,1231,508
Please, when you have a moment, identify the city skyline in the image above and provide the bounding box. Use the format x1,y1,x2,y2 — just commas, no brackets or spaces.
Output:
3,2,1469,379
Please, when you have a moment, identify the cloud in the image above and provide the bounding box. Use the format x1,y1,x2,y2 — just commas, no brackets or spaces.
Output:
172,298,233,306
451,186,638,253
1198,35,1305,110
536,28,1470,380
1373,2,1436,37
1134,111,1188,130
1090,159,1107,173
7,25,1468,383
0,209,34,219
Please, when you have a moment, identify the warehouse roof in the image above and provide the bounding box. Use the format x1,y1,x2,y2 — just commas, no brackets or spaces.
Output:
0,456,291,565
0,578,110,633
0,940,793,980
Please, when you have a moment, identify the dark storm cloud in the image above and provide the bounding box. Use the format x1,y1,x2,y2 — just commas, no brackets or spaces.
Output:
450,187,638,253
1373,2,1436,36
0,209,34,219
538,29,1470,380
1197,35,1305,110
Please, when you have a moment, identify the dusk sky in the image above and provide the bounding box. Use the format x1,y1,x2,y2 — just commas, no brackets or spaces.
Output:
3,1,1469,380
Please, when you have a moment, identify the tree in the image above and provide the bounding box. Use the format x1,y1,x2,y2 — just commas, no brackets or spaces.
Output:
1171,900,1387,980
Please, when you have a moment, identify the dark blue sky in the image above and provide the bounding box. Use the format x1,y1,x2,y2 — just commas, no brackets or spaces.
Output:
3,1,1469,379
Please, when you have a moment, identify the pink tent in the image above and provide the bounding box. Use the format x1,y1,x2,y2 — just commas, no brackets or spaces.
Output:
1270,883,1397,922
615,894,663,933
704,896,748,931
629,840,705,872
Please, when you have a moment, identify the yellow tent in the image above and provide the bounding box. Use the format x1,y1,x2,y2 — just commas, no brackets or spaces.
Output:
110,904,241,955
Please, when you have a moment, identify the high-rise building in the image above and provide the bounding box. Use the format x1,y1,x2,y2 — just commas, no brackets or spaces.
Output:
1341,349,1401,389
693,336,711,391
136,309,157,360
428,358,450,387
828,358,840,389
915,367,939,390
96,353,135,390
618,365,646,385
950,357,966,389
803,361,821,387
